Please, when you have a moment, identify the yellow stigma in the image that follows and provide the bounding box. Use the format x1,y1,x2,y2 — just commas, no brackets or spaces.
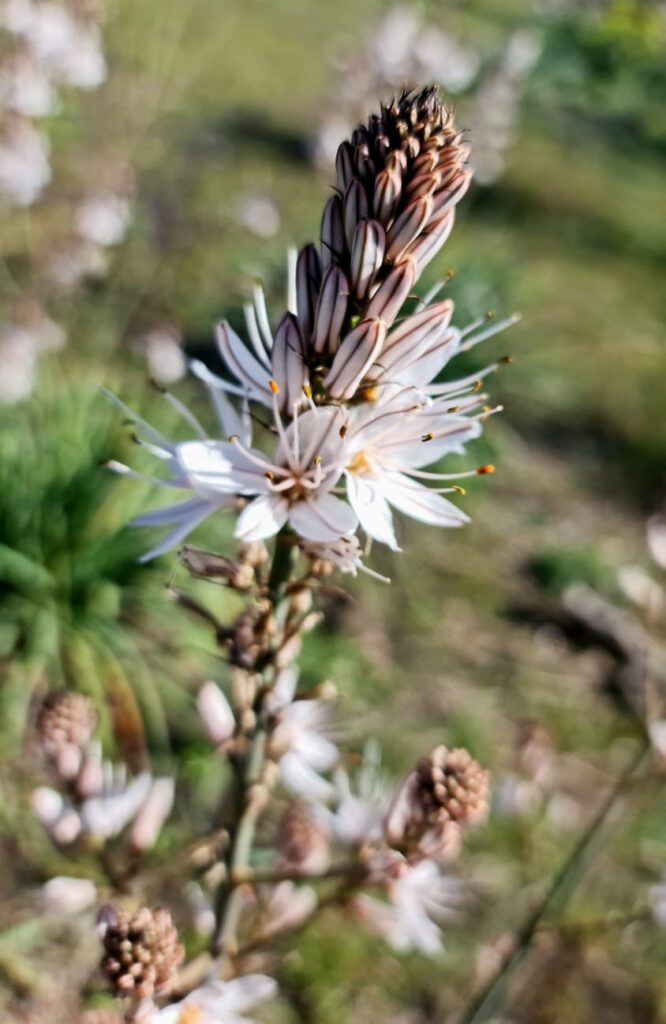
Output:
269,379,280,395
313,455,322,466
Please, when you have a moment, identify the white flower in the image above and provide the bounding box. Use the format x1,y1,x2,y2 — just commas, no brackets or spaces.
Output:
33,768,158,845
107,376,356,557
0,117,51,206
152,975,278,1024
41,876,97,914
0,54,57,117
317,740,391,847
75,194,131,247
353,857,461,954
343,389,486,551
268,667,339,801
3,0,106,89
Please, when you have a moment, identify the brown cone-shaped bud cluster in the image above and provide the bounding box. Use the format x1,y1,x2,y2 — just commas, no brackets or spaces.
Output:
100,906,183,1001
289,86,469,402
36,690,97,763
415,746,490,827
385,745,490,861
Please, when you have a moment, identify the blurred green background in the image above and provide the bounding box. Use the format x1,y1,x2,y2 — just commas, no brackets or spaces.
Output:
1,0,666,1021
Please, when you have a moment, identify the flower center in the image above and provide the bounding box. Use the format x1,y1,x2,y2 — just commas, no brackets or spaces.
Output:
346,450,372,475
178,1006,203,1024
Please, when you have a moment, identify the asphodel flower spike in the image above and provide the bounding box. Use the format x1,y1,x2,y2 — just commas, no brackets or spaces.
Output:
213,86,474,408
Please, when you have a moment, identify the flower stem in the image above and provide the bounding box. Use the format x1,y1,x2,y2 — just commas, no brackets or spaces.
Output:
213,531,298,969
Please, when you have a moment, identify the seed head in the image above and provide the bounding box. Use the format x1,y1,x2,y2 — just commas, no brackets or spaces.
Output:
415,746,490,827
100,906,183,1001
385,745,490,861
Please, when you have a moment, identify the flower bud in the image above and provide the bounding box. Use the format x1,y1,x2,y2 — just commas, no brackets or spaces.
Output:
100,905,183,1001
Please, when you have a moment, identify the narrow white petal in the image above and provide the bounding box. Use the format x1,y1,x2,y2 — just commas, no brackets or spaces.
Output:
235,494,289,541
346,474,400,551
279,751,335,801
137,502,216,562
288,493,357,542
382,472,469,528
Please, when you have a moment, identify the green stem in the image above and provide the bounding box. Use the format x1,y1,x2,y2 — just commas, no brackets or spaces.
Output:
212,530,299,967
457,739,649,1024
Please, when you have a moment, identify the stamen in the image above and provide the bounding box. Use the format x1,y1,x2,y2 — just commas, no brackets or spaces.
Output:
229,435,289,477
476,464,495,474
421,432,434,442
270,389,299,474
303,384,312,399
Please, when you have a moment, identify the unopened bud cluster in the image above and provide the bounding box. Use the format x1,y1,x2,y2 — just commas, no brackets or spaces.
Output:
36,690,97,780
385,745,490,861
100,906,183,1001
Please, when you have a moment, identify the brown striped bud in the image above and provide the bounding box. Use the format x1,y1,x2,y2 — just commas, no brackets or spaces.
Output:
385,195,433,264
343,179,369,251
350,219,385,300
295,243,321,342
404,210,455,274
324,317,386,401
335,140,354,192
373,167,402,224
320,194,345,270
313,265,349,355
365,260,416,326
271,313,307,412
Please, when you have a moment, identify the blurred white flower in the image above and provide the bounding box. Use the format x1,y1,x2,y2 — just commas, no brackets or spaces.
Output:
259,880,317,939
0,324,38,403
0,53,57,116
648,877,666,929
150,975,278,1024
33,769,157,845
0,117,51,205
75,193,131,247
41,876,97,914
617,564,664,617
353,857,461,954
318,740,390,847
234,191,281,239
141,326,186,384
647,515,666,571
268,666,339,801
2,0,106,89
130,777,175,852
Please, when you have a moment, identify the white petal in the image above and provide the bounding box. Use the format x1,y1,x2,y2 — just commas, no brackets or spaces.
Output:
346,474,399,551
130,777,175,851
189,359,250,442
197,682,234,745
382,472,469,528
216,321,272,403
137,501,216,563
177,440,267,496
288,493,357,542
213,975,278,1013
279,751,335,801
235,494,289,541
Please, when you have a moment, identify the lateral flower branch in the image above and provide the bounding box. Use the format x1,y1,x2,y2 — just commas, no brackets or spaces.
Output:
95,86,515,1022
